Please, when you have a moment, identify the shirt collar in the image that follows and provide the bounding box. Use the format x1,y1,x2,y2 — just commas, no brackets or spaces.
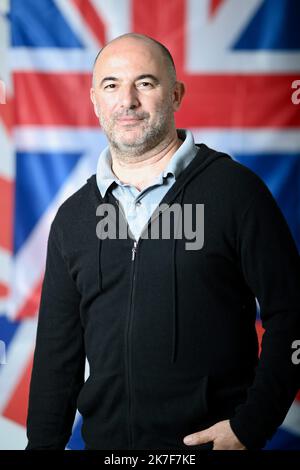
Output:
96,129,198,198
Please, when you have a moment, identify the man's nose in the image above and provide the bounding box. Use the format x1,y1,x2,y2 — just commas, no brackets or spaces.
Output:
119,85,140,109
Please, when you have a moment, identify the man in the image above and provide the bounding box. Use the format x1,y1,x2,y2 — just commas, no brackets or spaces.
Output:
26,33,300,450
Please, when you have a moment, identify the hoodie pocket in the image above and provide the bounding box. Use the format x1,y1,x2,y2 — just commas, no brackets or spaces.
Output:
134,372,210,449
77,373,124,418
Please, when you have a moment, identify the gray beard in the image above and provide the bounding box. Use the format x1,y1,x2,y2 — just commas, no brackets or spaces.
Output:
99,105,174,161
109,121,170,160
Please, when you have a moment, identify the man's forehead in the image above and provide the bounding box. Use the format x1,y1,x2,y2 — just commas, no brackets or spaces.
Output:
95,37,164,69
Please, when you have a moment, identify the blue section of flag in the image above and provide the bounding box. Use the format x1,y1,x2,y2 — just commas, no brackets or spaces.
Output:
264,427,300,450
14,152,82,253
11,0,84,48
234,153,300,250
67,415,84,450
0,317,20,350
233,0,300,50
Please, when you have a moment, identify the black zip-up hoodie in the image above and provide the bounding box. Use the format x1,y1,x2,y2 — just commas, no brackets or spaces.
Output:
26,144,300,450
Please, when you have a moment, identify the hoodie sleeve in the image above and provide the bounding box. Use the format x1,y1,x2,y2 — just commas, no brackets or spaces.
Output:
26,214,85,449
229,177,300,450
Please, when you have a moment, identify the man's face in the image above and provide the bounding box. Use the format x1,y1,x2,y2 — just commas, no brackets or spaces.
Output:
90,38,184,155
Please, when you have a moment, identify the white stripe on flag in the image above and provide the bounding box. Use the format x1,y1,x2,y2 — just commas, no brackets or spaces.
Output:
14,127,300,154
89,0,131,42
0,248,11,286
0,416,27,450
54,0,101,49
282,400,300,437
191,129,300,154
14,127,107,152
10,48,97,73
0,116,14,180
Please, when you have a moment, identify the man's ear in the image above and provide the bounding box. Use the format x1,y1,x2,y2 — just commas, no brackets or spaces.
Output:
90,88,100,118
172,81,185,112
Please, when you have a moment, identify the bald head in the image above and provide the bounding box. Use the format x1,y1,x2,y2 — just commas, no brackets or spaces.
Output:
90,32,185,160
92,33,177,86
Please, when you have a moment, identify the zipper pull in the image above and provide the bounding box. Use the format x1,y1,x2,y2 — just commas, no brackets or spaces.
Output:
131,240,138,261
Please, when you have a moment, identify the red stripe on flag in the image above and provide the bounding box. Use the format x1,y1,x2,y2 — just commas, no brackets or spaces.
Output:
14,72,98,127
132,0,185,76
176,74,300,128
3,353,33,427
255,321,299,401
14,72,300,128
0,282,9,297
0,177,14,252
71,0,106,46
16,277,43,320
255,320,265,355
0,95,14,134
210,0,225,16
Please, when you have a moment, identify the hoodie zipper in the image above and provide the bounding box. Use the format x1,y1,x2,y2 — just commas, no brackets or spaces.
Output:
126,239,138,448
122,203,174,449
131,240,137,260
110,195,177,448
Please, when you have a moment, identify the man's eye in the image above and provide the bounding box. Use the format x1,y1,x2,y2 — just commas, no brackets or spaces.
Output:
104,83,116,89
138,82,152,88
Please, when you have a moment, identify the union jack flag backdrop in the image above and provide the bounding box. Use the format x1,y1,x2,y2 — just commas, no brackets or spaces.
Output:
0,0,299,450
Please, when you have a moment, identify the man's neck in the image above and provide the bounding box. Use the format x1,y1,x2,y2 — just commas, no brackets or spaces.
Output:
110,134,182,191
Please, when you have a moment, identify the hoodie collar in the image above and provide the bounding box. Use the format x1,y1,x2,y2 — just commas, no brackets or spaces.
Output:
89,143,232,211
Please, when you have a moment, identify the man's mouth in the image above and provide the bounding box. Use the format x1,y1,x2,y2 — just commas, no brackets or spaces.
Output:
116,117,144,123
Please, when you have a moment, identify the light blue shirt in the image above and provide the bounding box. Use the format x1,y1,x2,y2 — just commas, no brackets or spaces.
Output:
96,129,198,241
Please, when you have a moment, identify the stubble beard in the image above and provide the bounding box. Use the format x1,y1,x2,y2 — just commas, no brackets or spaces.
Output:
99,102,174,161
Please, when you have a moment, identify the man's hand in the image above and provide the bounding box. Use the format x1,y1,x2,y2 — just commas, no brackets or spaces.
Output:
183,419,246,450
